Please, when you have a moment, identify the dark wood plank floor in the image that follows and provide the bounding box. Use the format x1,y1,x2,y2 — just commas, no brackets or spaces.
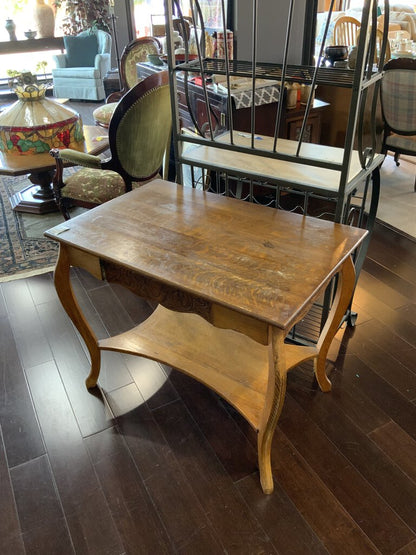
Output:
1,220,416,554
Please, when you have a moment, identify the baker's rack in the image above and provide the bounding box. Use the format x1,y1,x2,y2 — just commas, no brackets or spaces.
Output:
163,0,389,342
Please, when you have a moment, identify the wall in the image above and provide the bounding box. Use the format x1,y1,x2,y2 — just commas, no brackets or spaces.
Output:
112,0,136,69
234,0,307,64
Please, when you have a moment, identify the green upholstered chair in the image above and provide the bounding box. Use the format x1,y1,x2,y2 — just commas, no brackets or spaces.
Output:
93,36,162,128
50,71,172,220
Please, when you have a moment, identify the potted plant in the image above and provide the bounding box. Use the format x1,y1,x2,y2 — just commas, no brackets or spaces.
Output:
53,0,111,35
6,69,20,89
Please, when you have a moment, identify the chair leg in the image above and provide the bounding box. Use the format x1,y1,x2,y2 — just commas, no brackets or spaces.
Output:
59,198,71,220
394,152,401,166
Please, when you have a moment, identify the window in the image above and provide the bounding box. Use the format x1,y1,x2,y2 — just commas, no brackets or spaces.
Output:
133,0,229,38
1,0,64,80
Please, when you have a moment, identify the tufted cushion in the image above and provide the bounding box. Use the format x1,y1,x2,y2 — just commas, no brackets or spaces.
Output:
385,133,416,152
61,168,161,204
64,34,98,67
93,102,117,127
62,168,126,204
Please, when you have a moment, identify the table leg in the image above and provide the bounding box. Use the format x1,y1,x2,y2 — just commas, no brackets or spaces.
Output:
54,245,101,388
257,328,287,494
314,255,356,392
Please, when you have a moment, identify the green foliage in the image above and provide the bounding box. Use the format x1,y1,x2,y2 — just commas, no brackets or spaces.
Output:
35,61,48,73
3,0,27,17
61,0,111,35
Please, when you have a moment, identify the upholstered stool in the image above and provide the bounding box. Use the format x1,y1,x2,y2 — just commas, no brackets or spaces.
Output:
93,102,117,127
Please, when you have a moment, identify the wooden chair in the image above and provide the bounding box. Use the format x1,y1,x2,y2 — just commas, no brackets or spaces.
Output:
380,58,416,191
357,27,391,66
51,72,172,219
93,36,162,128
333,15,361,47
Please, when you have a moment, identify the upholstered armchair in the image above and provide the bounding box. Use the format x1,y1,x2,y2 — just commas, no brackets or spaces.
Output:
380,58,416,192
93,36,162,127
52,29,112,101
50,72,172,219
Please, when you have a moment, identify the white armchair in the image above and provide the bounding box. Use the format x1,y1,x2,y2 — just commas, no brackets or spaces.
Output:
52,29,112,101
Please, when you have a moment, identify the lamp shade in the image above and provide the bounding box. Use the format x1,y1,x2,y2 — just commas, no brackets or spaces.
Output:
0,85,84,156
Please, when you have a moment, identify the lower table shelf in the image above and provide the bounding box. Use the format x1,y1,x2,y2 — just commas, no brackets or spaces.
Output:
99,304,317,431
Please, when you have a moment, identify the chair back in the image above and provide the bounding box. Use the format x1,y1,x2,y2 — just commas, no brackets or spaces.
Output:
103,71,172,184
120,37,161,90
333,15,361,47
77,28,112,56
381,58,416,135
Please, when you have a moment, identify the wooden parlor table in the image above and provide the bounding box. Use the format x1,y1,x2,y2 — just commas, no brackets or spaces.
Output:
45,179,367,493
0,125,109,214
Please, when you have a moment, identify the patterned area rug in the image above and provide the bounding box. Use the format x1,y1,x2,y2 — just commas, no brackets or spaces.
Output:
0,170,82,282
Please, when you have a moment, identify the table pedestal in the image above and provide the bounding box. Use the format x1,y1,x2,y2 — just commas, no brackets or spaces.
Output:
10,170,58,214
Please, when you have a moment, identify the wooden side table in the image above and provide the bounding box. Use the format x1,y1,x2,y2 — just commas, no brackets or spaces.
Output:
45,179,367,493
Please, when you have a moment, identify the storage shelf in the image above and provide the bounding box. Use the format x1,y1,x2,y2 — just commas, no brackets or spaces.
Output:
175,58,376,88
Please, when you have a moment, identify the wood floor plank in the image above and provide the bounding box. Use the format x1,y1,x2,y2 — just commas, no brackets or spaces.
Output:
237,474,329,555
0,285,7,317
369,421,416,485
356,269,412,310
36,298,115,437
169,370,259,482
396,540,416,554
270,429,379,554
123,357,179,410
397,303,416,327
25,360,125,554
0,429,25,554
288,365,416,533
362,257,416,303
10,455,73,554
109,282,154,326
25,272,56,306
339,334,416,399
0,315,44,468
152,397,278,554
290,358,390,436
339,354,416,439
85,427,173,554
106,383,228,551
87,282,138,338
280,394,414,553
106,383,174,481
368,224,416,276
2,279,55,369
352,292,416,351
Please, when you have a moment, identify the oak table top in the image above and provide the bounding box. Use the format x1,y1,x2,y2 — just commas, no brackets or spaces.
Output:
45,179,367,493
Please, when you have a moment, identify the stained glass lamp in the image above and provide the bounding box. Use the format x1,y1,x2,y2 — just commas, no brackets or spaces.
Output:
0,82,84,156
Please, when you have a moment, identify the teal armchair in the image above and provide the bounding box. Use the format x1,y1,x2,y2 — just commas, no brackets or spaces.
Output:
52,29,112,101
